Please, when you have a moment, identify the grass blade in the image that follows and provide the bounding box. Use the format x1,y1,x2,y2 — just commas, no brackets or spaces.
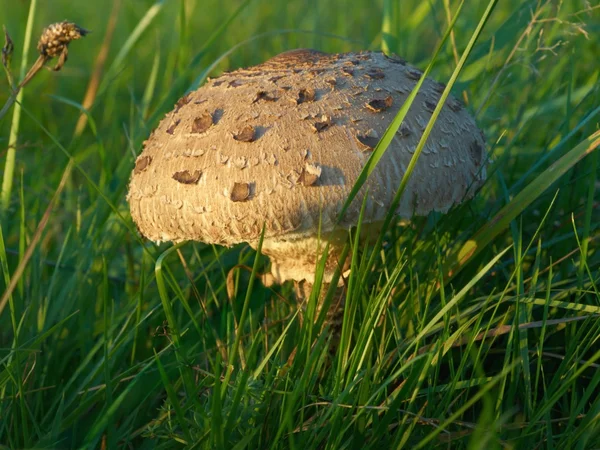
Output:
444,130,600,281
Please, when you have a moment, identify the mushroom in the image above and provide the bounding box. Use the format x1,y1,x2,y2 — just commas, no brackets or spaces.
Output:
127,49,486,322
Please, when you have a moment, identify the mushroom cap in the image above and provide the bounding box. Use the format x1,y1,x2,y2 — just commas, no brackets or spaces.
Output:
127,49,486,248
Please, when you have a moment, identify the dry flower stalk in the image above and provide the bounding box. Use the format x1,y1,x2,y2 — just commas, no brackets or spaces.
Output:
21,21,89,86
0,21,88,120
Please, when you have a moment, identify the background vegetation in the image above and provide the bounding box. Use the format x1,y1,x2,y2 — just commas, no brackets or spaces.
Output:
1,0,599,448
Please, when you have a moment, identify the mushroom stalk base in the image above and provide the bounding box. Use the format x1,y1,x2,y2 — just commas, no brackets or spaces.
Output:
249,229,350,286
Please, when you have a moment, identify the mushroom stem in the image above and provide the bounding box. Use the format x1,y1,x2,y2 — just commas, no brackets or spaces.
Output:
256,230,351,286
254,232,351,342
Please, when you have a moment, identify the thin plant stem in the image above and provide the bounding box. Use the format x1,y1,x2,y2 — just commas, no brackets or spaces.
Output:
1,26,16,90
1,0,38,213
73,0,121,138
1,17,87,212
381,0,393,54
0,56,45,119
0,159,74,317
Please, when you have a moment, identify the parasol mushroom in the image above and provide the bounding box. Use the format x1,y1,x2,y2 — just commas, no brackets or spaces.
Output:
127,49,487,321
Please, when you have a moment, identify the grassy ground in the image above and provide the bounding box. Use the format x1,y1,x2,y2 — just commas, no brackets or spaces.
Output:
1,0,599,448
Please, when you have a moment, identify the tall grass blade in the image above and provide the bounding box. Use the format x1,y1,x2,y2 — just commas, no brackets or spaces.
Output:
1,0,37,212
444,130,600,281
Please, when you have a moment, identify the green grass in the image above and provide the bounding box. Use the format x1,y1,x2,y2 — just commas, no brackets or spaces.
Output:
1,0,600,448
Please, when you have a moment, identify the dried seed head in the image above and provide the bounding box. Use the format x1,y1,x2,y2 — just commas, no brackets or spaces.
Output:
2,26,14,68
37,21,89,59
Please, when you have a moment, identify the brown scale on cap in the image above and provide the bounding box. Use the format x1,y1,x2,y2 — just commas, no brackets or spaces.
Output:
447,97,464,112
252,49,334,72
469,140,485,166
127,49,487,285
384,54,406,65
166,120,180,135
309,68,326,77
423,99,438,113
311,115,331,133
233,125,256,142
174,94,192,112
134,156,152,174
366,96,393,112
230,182,251,202
253,91,278,103
192,113,214,134
298,163,322,186
432,82,446,95
398,121,412,137
405,67,423,81
296,88,316,104
364,68,385,80
228,79,245,88
172,170,202,185
355,133,380,151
